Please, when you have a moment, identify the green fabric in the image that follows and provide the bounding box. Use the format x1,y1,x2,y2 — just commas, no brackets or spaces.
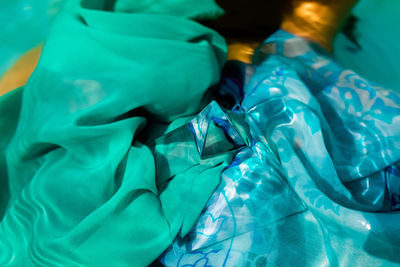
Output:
0,0,64,77
0,88,22,220
334,0,400,92
0,0,227,266
114,0,225,20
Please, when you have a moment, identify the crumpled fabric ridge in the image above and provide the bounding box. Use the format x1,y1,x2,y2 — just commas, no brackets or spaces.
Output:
161,31,400,266
0,0,227,266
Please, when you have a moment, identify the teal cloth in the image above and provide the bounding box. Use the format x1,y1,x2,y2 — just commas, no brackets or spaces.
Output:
161,31,400,266
2,0,400,266
0,0,64,77
0,88,22,220
114,0,224,19
334,0,400,92
0,0,228,266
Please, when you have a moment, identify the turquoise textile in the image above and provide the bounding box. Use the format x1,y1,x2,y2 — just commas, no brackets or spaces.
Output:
1,0,400,266
0,0,227,266
161,31,400,266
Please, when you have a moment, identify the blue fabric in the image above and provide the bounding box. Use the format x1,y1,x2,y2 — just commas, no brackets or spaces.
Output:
161,30,400,266
1,1,400,265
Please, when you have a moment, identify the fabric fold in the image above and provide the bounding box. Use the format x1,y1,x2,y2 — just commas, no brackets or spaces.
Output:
0,0,227,266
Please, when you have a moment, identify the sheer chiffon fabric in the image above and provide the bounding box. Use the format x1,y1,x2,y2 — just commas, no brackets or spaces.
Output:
0,1,400,266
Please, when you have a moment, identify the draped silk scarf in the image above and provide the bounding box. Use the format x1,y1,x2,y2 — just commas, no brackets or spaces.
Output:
0,0,228,266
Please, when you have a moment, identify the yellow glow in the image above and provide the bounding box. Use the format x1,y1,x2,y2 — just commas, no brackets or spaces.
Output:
281,0,357,51
227,43,256,64
0,44,42,96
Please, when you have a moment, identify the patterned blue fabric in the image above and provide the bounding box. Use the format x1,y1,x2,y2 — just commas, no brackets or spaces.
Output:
160,30,400,266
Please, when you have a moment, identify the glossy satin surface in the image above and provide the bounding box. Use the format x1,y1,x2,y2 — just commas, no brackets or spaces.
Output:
1,0,400,266
161,31,400,266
